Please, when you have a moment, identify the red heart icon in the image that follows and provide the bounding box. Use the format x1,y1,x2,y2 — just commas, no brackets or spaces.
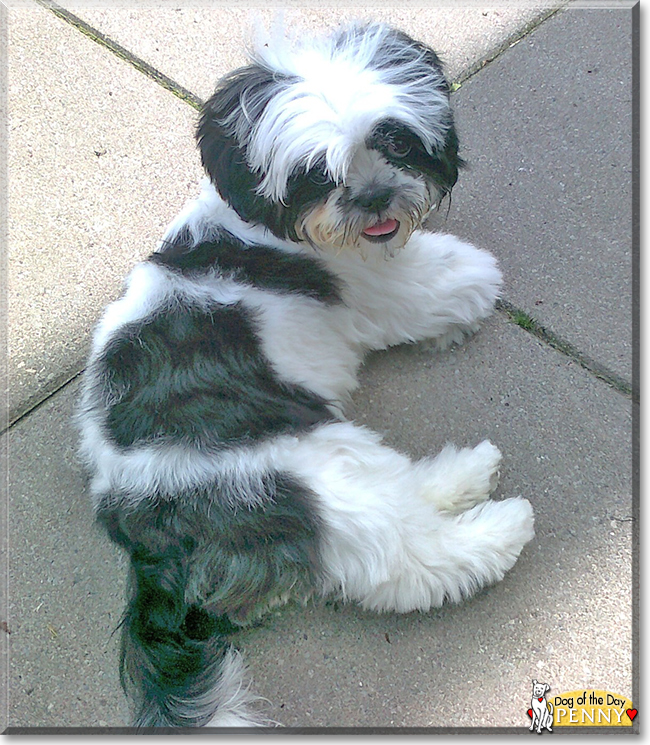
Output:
538,697,544,702
527,708,533,719
626,708,637,722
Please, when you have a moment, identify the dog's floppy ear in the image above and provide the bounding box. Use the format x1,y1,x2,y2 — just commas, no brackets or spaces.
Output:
196,63,337,241
196,65,286,228
431,123,463,200
196,66,267,199
410,35,463,199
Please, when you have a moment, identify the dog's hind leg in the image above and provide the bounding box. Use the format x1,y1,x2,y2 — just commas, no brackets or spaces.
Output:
346,496,535,613
280,422,534,614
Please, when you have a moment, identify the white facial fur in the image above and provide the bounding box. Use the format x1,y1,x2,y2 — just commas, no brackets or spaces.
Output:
294,146,436,254
242,23,451,202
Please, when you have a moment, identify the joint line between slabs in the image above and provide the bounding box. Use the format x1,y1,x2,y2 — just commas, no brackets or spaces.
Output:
35,0,203,111
453,3,567,89
496,300,634,400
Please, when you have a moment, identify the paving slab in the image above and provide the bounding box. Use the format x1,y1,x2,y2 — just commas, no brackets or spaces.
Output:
5,381,129,728
4,0,636,733
6,1,563,427
61,3,560,102
7,2,204,426
442,5,634,383
246,314,632,727
5,313,632,729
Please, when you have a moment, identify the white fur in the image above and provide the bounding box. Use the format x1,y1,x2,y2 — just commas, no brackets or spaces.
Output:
238,288,361,412
296,146,434,253
83,412,533,617
78,170,529,725
318,228,503,351
89,259,244,354
161,178,292,251
79,22,535,726
242,23,451,200
270,422,533,612
165,184,502,352
81,187,504,511
415,440,503,513
78,414,286,509
205,649,272,727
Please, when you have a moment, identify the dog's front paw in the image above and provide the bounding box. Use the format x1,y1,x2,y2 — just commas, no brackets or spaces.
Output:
420,321,483,352
416,234,502,351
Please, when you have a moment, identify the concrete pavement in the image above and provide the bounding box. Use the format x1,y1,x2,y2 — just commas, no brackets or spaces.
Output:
3,0,637,731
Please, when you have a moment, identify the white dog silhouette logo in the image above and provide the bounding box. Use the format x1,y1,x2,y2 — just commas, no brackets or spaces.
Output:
529,679,554,734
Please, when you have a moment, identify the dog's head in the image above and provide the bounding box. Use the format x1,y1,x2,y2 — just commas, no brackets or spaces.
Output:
197,23,461,254
532,680,551,699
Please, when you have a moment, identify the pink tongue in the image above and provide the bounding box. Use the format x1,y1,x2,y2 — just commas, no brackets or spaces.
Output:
363,218,398,236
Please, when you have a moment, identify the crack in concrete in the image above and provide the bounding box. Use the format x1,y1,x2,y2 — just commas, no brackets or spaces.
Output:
454,3,567,87
34,0,204,110
38,0,566,101
3,370,84,437
497,299,634,400
4,296,633,435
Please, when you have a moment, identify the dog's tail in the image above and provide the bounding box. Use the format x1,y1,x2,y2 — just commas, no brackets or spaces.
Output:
117,538,265,728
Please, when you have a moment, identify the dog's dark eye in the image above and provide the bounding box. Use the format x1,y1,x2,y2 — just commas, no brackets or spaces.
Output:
309,169,330,185
386,137,411,158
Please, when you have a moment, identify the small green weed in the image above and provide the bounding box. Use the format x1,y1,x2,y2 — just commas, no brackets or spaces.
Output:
510,309,536,331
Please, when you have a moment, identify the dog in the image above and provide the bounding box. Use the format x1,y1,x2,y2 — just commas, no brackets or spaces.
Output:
530,680,554,733
77,21,535,727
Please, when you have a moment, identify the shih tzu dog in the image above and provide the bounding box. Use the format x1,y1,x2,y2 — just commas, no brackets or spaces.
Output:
77,22,534,728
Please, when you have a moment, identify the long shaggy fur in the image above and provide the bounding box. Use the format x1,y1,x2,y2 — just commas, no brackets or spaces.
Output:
77,21,534,728
240,23,453,200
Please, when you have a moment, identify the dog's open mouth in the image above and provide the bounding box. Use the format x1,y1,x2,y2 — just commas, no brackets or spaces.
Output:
362,218,400,243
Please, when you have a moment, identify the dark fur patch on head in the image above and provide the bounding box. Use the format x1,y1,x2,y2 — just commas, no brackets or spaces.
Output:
196,64,316,239
367,119,463,199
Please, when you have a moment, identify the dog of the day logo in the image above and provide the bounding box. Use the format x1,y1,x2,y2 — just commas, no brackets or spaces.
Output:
526,682,636,731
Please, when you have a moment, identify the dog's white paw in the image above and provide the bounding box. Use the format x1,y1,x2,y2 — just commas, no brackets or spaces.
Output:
420,321,483,352
419,440,502,513
450,496,534,592
471,440,502,494
417,238,502,351
474,496,536,561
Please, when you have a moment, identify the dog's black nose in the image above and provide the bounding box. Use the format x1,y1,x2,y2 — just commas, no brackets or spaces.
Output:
355,187,393,214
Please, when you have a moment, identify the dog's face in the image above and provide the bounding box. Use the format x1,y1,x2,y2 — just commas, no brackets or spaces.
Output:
197,23,461,253
532,680,550,699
